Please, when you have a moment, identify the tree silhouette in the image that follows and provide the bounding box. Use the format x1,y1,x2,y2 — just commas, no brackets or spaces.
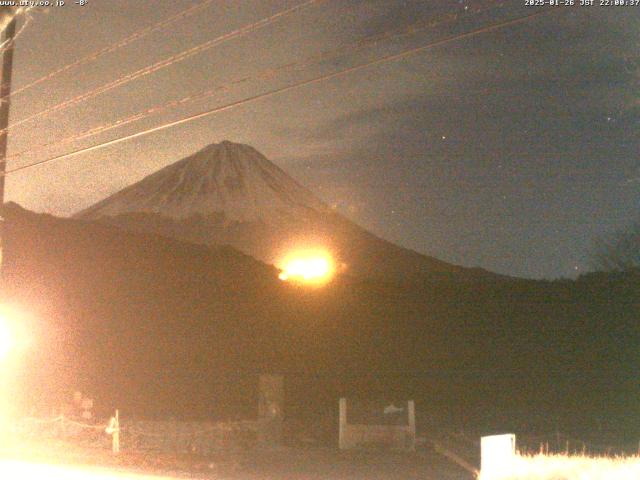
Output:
593,221,640,271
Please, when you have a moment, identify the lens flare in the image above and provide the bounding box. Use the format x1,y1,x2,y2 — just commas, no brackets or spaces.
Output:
0,305,29,361
0,320,11,361
278,249,335,284
0,459,181,479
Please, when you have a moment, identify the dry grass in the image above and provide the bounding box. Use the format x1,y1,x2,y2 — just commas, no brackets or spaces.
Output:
479,453,640,480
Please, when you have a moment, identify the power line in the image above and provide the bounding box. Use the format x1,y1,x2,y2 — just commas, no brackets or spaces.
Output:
5,8,560,177
7,0,510,164
1,0,216,101
0,0,322,135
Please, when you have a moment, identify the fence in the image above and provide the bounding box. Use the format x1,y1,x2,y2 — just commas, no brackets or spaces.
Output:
124,419,258,454
13,414,112,449
8,375,283,455
12,412,261,455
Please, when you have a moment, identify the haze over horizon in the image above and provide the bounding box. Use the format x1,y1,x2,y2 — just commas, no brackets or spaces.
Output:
3,1,638,279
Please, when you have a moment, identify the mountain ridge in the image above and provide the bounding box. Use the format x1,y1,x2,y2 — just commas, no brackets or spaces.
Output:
76,141,327,225
2,201,637,439
75,140,502,282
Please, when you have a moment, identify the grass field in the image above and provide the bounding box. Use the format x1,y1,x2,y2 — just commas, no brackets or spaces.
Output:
478,453,640,480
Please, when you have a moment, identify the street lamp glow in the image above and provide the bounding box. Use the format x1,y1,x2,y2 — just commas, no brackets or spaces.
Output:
0,319,11,360
0,459,182,479
0,305,28,361
0,312,16,361
0,304,30,441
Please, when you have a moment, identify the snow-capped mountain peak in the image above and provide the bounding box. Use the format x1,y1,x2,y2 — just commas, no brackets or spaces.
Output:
77,141,327,224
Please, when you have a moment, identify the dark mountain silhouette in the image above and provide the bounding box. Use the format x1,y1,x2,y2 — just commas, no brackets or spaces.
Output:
2,203,638,442
75,141,498,283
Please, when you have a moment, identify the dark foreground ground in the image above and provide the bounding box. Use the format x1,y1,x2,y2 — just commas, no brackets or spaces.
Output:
1,440,475,479
215,448,474,480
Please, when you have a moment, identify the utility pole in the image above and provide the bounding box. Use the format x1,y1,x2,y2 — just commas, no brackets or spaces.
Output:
0,15,16,203
0,15,17,270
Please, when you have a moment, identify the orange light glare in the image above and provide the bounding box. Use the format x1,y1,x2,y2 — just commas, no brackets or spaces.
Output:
0,313,16,361
278,250,335,284
0,459,180,479
0,306,28,361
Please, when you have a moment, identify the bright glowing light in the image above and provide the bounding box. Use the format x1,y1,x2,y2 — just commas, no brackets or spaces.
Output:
0,459,180,479
278,250,335,284
481,434,516,476
0,306,27,361
478,434,640,480
478,453,640,480
0,305,31,441
0,320,11,361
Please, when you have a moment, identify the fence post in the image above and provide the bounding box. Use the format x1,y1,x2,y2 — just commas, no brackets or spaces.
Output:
106,409,120,454
114,409,120,454
338,398,347,450
258,375,284,448
407,400,416,451
58,413,65,438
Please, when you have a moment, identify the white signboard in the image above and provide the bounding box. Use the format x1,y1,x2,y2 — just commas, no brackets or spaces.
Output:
481,433,516,475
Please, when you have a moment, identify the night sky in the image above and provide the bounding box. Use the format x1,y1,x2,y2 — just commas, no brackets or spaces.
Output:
4,0,638,279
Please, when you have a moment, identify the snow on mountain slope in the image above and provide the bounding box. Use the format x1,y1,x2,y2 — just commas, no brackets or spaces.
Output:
77,141,327,224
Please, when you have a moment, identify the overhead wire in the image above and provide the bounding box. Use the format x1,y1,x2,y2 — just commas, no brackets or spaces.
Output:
6,0,511,164
4,8,562,177
1,0,216,101
0,0,322,135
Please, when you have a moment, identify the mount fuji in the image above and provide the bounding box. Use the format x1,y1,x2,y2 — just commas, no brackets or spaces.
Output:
78,141,327,225
76,141,495,282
